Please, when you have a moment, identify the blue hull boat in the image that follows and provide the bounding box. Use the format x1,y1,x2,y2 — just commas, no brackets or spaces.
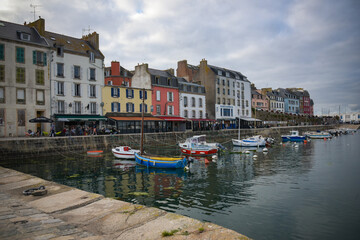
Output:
281,130,306,142
135,153,187,169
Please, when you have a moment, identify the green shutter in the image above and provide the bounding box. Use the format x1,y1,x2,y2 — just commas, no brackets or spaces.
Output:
33,51,36,64
0,44,4,60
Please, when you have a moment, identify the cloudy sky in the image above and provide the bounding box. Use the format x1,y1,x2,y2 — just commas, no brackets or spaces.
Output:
2,0,359,115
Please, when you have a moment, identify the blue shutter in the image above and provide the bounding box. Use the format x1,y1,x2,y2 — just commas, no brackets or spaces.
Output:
132,103,135,112
111,102,114,112
43,53,47,66
33,51,36,64
145,91,147,99
140,90,142,99
117,88,120,98
145,104,147,113
126,89,129,98
111,88,114,97
132,90,134,98
118,103,120,112
126,103,129,112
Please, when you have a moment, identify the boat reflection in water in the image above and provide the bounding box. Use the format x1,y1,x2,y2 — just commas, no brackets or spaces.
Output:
112,159,136,171
135,165,187,178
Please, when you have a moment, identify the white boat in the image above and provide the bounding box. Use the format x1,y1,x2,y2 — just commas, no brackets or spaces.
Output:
232,135,266,147
304,131,332,139
179,135,219,149
112,146,140,159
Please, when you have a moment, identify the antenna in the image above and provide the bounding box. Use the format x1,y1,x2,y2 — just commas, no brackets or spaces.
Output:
82,25,93,36
30,4,41,21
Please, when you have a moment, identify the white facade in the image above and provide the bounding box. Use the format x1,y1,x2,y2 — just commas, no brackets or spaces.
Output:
215,76,251,120
340,112,360,123
179,92,206,119
51,53,104,116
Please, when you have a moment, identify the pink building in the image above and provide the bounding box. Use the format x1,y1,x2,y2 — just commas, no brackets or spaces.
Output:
251,89,269,111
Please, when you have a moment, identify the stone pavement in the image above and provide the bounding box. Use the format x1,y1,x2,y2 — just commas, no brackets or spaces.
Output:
0,167,250,240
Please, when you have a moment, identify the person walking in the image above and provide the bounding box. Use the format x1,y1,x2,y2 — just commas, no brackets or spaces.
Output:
50,124,55,137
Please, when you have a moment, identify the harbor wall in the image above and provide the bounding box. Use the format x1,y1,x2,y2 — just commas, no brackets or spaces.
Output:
0,125,335,160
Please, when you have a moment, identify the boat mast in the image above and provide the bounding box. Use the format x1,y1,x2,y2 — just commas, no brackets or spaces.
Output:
140,88,145,155
238,117,241,140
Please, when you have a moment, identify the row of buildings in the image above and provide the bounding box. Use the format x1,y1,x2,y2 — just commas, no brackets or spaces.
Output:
0,18,313,137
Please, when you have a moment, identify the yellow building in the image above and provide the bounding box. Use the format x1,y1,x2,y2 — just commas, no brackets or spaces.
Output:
102,86,152,115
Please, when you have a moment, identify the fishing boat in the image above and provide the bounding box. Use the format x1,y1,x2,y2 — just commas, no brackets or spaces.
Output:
135,88,187,169
134,153,187,169
179,135,219,156
112,146,140,159
281,130,306,142
304,131,332,139
232,118,266,147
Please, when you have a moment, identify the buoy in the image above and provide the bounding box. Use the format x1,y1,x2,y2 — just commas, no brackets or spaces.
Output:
294,145,299,148
212,155,217,159
262,148,268,152
205,159,210,164
304,140,307,144
184,166,189,171
253,154,258,159
245,150,251,154
324,138,327,141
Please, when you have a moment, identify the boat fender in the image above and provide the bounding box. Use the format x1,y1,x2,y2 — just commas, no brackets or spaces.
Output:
262,148,268,152
253,155,258,159
205,159,210,164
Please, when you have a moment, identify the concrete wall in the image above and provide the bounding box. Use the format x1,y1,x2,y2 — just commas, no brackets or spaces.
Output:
0,125,332,160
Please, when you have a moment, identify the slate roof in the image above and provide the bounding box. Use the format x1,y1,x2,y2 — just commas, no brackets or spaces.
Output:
148,68,174,78
104,65,133,78
0,20,48,47
208,65,249,82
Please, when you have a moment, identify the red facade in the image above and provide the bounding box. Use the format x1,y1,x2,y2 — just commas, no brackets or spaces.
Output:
104,61,132,87
152,86,179,116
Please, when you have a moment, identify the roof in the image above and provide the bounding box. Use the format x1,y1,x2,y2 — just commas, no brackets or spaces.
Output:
43,31,104,59
158,116,187,121
148,68,174,78
208,64,249,82
0,20,48,47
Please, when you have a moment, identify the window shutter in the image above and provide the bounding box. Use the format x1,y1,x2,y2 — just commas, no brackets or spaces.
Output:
63,82,66,96
126,103,129,112
111,102,114,112
71,66,74,79
145,91,147,99
88,85,90,97
132,103,134,112
80,67,82,79
33,51,36,64
118,103,120,112
64,101,68,113
145,104,147,113
126,89,129,98
117,88,120,97
111,88,114,97
43,53,47,66
132,90,134,98
167,92,169,101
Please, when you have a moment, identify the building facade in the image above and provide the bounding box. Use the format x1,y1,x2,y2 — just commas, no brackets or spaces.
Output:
287,88,311,115
251,88,269,111
0,20,50,137
178,78,206,120
277,88,299,114
104,61,133,87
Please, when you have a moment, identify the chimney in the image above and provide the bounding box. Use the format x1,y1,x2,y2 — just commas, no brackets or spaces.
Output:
82,32,99,50
26,17,45,36
111,61,120,76
200,58,208,68
165,68,174,76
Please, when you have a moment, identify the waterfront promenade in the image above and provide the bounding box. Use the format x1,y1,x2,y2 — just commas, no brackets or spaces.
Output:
0,166,249,240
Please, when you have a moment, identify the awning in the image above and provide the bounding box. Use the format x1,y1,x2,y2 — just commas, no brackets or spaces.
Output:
109,116,163,121
240,117,262,122
54,115,107,121
190,118,216,122
158,116,187,121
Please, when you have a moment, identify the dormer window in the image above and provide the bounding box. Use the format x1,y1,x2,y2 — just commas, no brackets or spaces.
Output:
218,70,222,75
19,32,30,41
226,72,230,77
50,37,56,41
155,76,160,84
167,78,171,86
90,52,95,63
57,46,64,57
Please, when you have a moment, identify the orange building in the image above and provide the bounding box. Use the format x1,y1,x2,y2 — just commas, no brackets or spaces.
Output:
104,61,133,87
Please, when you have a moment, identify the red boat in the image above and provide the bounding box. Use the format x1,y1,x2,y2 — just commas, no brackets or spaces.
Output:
180,147,218,156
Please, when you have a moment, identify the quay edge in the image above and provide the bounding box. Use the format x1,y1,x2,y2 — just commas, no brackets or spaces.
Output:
0,166,250,240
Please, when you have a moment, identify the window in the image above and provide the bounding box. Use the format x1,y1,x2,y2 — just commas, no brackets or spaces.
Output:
0,65,4,82
0,87,4,103
126,89,134,98
139,90,147,100
36,70,44,85
167,92,173,102
246,100,249,107
16,47,25,63
57,63,64,77
73,83,81,97
156,91,161,101
32,51,47,66
16,67,25,83
140,103,148,113
241,83,244,90
58,101,65,114
246,109,249,116
111,87,120,97
226,72,230,77
126,103,134,112
228,89,230,95
74,66,80,79
184,110,188,118
191,97,195,107
17,109,25,127
199,98,203,107
222,98,225,104
199,111,203,119
0,109,4,126
107,81,113,86
89,68,96,80
155,76,160,84
227,80,229,87
233,90,235,96
167,78,171,86
168,105,174,115
233,81,235,87
184,96,188,107
75,101,81,114
20,33,30,41
192,110,196,118
111,102,120,112
222,79,225,85
16,88,25,104
227,99,230,105
237,100,240,106
89,85,96,97
0,44,4,60
156,105,161,115
90,52,95,63
218,70,222,75
36,90,45,105
217,98,220,104
90,102,97,114
237,82,240,88
56,81,64,95
217,78,219,85
57,46,64,57
217,88,220,94
223,89,225,95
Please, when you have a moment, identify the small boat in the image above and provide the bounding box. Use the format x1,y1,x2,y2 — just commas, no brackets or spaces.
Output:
134,153,187,169
112,146,140,159
232,135,266,147
304,131,332,139
87,150,103,155
179,135,219,155
281,130,306,142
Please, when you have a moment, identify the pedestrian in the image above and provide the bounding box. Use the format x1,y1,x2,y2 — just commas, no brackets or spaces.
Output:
50,124,55,137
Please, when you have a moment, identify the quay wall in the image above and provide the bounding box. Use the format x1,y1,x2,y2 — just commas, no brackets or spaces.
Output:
0,125,333,160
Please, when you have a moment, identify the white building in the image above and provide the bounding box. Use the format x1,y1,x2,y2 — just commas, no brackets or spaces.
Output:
178,78,206,119
27,18,105,129
0,20,51,137
340,112,360,123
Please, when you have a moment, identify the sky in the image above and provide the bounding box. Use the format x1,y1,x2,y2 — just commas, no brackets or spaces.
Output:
1,0,359,116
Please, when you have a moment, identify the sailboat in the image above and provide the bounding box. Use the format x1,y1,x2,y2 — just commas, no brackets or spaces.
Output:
232,118,266,147
134,89,187,169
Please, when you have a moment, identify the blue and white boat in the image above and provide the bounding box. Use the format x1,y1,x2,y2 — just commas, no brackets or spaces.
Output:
134,153,187,169
281,130,306,142
304,131,332,139
232,135,266,147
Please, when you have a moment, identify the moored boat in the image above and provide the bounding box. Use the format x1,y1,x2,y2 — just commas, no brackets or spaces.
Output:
232,135,266,147
304,131,332,139
281,130,306,142
112,146,140,159
180,145,218,156
134,153,187,169
179,135,220,155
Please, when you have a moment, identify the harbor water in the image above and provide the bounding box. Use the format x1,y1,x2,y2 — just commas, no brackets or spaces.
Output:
1,132,359,240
